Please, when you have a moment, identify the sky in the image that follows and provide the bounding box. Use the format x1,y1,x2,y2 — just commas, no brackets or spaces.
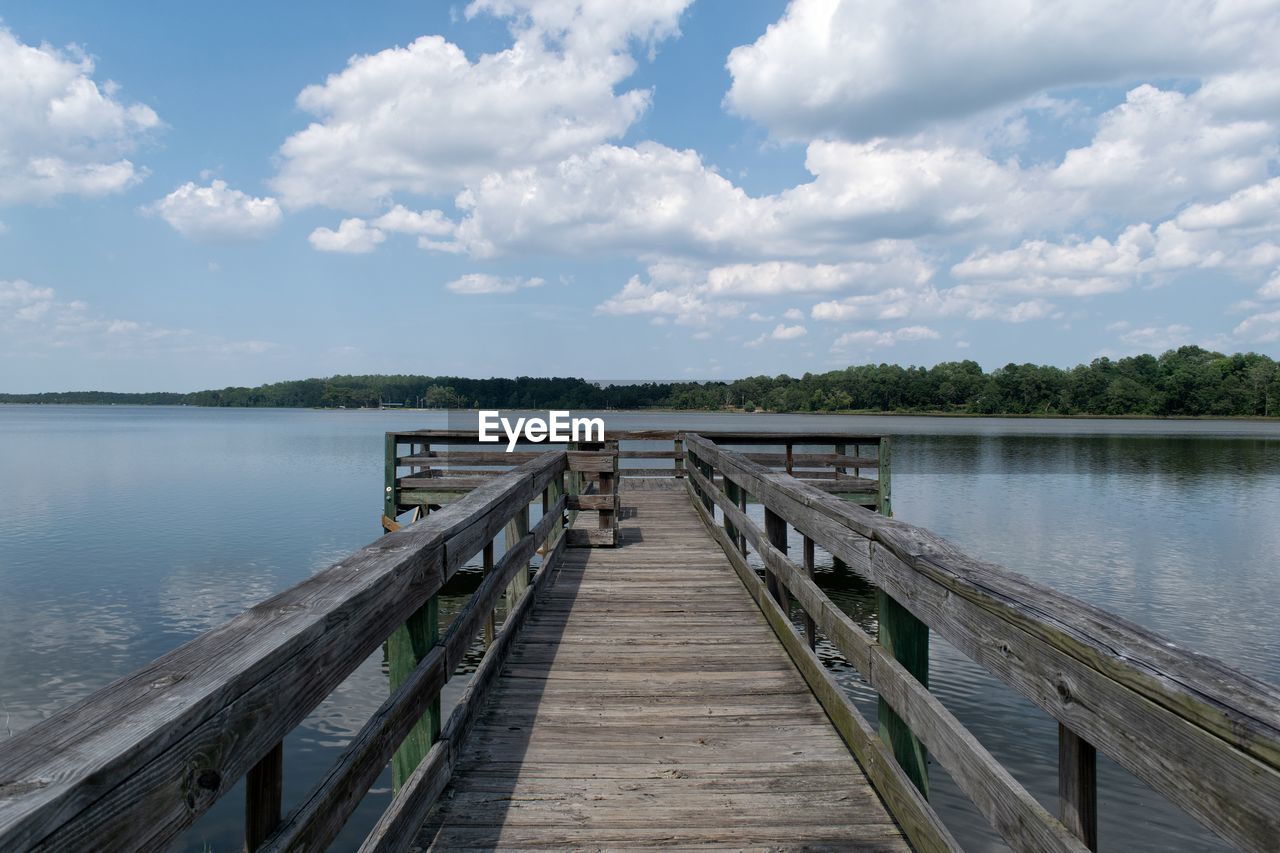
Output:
2,0,1280,392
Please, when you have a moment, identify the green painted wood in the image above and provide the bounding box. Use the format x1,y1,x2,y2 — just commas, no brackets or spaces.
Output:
878,590,929,797
384,433,399,521
385,433,440,793
878,437,892,516
389,596,440,792
873,437,924,796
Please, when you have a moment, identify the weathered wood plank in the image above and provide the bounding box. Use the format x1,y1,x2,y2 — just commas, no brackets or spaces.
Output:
567,450,618,473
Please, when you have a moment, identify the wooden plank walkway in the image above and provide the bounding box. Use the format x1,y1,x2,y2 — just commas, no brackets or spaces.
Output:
416,485,910,851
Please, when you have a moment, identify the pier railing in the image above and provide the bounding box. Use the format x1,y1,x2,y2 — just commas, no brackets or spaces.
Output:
0,452,571,853
386,428,892,546
684,433,1280,853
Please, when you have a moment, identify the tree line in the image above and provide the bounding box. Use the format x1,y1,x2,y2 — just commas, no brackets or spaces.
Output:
2,346,1277,417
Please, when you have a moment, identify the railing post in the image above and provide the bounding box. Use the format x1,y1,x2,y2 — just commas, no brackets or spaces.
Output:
388,594,439,791
600,440,619,545
694,454,714,514
802,535,816,649
877,436,892,516
383,433,398,525
764,508,790,614
567,441,582,526
384,432,441,792
245,741,282,851
1059,724,1099,850
736,483,747,557
482,541,496,648
724,477,741,549
673,435,685,478
547,470,565,547
874,436,925,796
504,503,531,613
877,588,928,796
785,443,794,475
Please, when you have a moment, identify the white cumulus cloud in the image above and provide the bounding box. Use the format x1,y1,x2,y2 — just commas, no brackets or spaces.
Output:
271,1,691,209
309,218,387,253
0,27,161,204
446,273,544,294
834,325,941,349
148,180,282,241
747,323,808,347
724,0,1280,140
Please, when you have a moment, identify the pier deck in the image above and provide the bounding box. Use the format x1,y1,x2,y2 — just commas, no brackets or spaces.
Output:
417,487,909,850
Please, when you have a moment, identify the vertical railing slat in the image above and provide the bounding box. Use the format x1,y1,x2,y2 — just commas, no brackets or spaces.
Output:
802,535,816,650
1059,724,1099,850
244,741,282,851
764,508,790,614
388,596,440,791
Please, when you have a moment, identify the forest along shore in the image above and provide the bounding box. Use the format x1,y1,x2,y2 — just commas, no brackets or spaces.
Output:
1,345,1278,418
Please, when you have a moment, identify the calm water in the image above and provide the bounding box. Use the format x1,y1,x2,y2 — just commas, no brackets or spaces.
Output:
1,406,1277,851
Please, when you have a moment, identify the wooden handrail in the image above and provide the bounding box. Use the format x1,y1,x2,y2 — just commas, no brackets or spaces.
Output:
390,428,888,444
683,433,1280,852
0,452,568,851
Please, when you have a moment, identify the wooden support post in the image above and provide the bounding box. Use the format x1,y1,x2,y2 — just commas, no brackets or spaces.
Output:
873,435,923,795
877,436,892,516
724,478,741,550
388,595,439,791
244,741,282,851
599,440,618,545
383,433,398,523
384,431,440,792
803,535,817,650
764,508,790,615
834,442,847,476
482,541,496,648
566,441,582,526
701,458,715,515
504,504,531,614
877,589,928,797
673,436,685,478
547,472,564,547
736,484,748,557
785,443,794,475
1059,724,1099,851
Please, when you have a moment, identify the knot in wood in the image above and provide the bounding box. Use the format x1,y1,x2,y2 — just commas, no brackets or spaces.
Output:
196,768,221,791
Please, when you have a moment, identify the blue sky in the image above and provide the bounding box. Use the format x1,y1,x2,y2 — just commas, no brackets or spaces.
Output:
2,0,1279,392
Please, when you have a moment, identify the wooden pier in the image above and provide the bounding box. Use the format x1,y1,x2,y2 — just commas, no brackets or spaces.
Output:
0,430,1277,852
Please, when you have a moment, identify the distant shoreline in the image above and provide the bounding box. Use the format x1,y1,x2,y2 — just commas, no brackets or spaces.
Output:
3,349,1278,418
2,402,1276,422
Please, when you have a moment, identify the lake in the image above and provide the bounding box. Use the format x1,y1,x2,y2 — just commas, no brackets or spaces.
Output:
1,406,1277,851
